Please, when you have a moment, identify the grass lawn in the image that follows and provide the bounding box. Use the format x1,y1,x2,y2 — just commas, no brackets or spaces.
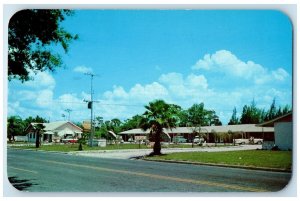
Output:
9,142,209,152
149,150,292,170
10,143,151,152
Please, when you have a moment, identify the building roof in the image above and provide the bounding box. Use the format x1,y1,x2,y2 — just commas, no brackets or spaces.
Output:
118,124,274,135
28,121,83,134
257,112,292,127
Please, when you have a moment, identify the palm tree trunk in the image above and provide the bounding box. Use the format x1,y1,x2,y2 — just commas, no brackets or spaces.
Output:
35,131,40,148
152,127,162,155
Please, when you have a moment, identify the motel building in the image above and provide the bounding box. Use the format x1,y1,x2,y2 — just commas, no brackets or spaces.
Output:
118,124,274,145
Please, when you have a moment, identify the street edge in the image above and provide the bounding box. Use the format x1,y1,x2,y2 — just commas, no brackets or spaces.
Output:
142,158,292,173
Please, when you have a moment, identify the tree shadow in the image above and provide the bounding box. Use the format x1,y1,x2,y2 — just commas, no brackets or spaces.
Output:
8,176,37,191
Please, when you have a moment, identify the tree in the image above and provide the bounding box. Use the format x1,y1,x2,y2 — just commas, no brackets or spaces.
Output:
7,116,25,142
187,103,207,126
177,110,189,127
121,115,143,131
264,98,277,121
264,99,292,121
95,116,103,129
240,100,264,124
185,103,222,126
139,100,179,155
228,107,239,125
8,9,78,81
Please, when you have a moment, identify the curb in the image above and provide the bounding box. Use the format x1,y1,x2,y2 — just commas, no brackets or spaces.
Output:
142,158,292,173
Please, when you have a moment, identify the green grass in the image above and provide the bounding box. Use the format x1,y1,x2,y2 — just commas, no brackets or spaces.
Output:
10,143,151,152
149,150,292,170
9,142,215,152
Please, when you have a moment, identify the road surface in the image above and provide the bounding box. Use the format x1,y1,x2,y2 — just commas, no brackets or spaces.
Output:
6,148,292,193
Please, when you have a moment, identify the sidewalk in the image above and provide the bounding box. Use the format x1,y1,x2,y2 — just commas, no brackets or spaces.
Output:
69,145,262,159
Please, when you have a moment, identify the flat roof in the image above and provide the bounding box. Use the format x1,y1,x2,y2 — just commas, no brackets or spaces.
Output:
118,124,274,135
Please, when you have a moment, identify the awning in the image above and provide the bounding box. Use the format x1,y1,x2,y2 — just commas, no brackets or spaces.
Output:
44,131,54,135
108,131,117,139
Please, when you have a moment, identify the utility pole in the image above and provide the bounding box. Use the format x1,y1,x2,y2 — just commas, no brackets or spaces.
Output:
85,72,96,147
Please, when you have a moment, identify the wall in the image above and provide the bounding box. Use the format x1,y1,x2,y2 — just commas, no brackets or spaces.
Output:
274,122,293,150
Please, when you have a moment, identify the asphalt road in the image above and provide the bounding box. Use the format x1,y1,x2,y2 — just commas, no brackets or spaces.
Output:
6,148,292,193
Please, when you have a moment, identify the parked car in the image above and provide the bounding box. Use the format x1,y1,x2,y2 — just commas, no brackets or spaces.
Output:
61,136,78,143
234,138,249,145
251,138,263,144
173,136,187,143
193,136,205,144
234,138,263,145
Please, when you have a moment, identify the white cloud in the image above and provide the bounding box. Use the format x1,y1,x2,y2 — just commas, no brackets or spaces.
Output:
271,68,289,81
159,72,208,98
73,66,93,74
159,72,184,85
129,82,169,101
192,50,289,84
8,49,291,125
36,89,54,108
24,71,56,90
186,74,208,89
17,90,37,101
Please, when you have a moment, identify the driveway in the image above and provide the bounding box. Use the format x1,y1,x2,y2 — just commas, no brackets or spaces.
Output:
69,145,262,159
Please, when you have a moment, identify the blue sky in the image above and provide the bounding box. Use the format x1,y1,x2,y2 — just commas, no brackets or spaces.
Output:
8,10,293,124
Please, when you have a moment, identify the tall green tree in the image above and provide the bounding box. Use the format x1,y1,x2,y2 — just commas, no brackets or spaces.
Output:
121,115,143,131
240,100,264,124
185,103,222,126
8,9,78,81
228,107,239,125
139,100,179,155
265,98,277,121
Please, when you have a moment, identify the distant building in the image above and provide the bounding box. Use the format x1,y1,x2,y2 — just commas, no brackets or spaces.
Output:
25,121,83,143
258,112,292,150
82,120,91,133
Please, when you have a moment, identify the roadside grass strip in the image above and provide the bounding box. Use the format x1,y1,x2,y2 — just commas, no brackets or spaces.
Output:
148,150,292,171
38,158,267,192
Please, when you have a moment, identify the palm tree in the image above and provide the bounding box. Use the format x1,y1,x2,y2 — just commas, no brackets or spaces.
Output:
139,100,179,155
33,123,45,148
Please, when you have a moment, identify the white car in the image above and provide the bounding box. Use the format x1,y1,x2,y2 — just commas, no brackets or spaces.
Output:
252,138,263,144
193,136,205,144
61,136,78,143
234,139,249,145
234,138,263,145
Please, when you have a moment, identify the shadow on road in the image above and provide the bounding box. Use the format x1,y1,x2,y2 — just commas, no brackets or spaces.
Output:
8,176,37,191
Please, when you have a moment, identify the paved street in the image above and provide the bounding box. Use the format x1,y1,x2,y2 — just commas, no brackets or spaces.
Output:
6,148,291,193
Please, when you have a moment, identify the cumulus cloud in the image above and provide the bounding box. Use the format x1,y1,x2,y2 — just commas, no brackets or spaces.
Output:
35,89,54,108
159,72,208,98
104,82,169,102
24,71,56,89
271,68,289,81
8,49,291,124
192,50,289,84
73,66,93,74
